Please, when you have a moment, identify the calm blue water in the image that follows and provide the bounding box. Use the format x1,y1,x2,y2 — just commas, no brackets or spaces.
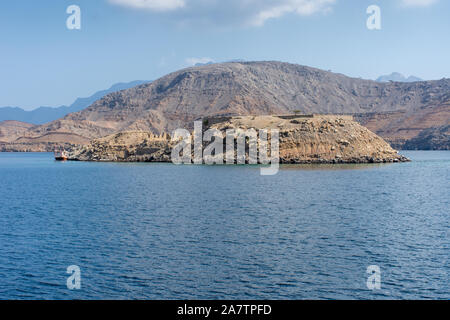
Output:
0,151,448,300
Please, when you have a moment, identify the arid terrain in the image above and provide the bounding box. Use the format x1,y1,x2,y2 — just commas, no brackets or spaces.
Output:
68,115,408,164
0,121,35,143
1,61,449,151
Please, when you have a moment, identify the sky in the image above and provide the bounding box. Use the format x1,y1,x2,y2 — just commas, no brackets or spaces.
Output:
0,0,449,110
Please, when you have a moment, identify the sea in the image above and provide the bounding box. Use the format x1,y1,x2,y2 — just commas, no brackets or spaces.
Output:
0,151,448,299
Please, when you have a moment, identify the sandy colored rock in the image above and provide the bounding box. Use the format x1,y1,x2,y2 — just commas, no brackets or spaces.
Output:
68,131,172,162
68,115,409,163
0,121,35,143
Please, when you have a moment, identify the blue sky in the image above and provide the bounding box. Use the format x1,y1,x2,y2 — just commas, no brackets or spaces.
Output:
0,0,449,110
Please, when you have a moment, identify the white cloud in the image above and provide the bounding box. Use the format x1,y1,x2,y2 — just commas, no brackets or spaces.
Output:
108,0,185,11
250,0,335,26
185,57,215,66
400,0,438,7
108,0,337,26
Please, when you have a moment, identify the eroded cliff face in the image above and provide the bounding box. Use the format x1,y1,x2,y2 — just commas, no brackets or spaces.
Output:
68,115,408,163
403,125,450,150
69,132,172,162
209,115,408,163
354,103,450,149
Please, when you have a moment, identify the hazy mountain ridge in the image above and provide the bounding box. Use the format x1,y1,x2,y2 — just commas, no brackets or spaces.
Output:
376,72,423,83
0,80,151,124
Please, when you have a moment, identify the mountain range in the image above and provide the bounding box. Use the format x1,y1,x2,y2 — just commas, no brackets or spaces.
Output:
1,61,449,150
376,72,423,83
0,80,150,124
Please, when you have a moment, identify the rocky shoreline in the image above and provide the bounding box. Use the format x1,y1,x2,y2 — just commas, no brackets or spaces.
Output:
67,115,410,164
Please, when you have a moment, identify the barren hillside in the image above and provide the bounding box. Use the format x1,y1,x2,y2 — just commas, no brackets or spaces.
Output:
5,61,450,150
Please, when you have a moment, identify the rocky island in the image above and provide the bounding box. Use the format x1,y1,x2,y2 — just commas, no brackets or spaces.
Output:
67,115,409,164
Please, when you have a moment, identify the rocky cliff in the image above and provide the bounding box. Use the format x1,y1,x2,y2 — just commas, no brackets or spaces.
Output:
68,115,408,164
69,132,172,162
403,125,450,150
355,101,450,149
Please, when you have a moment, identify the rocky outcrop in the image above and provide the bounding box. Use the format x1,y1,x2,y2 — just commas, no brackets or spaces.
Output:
354,102,450,149
69,132,172,162
403,125,450,150
68,115,409,163
0,142,74,153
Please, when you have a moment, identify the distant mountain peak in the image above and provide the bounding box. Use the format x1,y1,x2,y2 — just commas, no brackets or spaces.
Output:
193,59,247,67
0,80,151,125
376,72,423,83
